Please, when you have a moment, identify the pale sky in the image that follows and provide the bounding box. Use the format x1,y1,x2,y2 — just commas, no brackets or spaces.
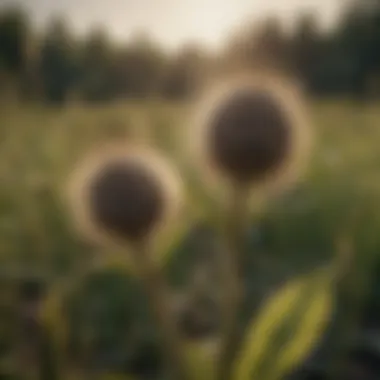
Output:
2,0,348,50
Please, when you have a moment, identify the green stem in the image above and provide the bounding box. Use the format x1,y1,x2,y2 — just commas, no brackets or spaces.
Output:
216,185,250,380
326,280,366,380
326,240,373,380
132,240,189,380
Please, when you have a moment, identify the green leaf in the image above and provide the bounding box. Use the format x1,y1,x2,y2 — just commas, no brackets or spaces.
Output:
40,283,69,380
185,341,218,380
41,284,68,351
99,375,136,380
155,217,190,269
233,268,333,380
85,219,190,279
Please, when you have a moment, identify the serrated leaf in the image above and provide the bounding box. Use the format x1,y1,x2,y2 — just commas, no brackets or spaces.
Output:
234,268,333,380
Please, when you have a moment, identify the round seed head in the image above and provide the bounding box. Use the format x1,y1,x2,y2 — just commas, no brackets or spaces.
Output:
68,145,181,245
192,75,310,189
89,159,165,241
208,87,291,183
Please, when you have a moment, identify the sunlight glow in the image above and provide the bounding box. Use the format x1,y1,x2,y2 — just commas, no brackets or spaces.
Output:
5,0,346,49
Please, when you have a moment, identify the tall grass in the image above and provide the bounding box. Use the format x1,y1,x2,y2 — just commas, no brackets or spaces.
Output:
1,100,380,379
0,101,379,272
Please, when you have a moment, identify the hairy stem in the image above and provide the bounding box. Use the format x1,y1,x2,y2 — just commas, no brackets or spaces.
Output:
326,237,374,380
132,240,189,380
216,186,250,380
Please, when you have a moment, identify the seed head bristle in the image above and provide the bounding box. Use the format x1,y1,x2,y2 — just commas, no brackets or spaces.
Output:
67,145,182,246
190,74,311,190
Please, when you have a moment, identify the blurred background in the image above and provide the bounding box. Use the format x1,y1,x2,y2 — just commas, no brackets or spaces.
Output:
1,0,380,379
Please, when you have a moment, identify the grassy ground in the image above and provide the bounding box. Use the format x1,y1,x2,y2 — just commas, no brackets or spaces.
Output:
0,100,379,270
1,99,380,378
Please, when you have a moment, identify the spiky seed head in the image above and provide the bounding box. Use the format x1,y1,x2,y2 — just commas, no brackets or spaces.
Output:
191,75,310,189
67,145,182,246
207,87,290,183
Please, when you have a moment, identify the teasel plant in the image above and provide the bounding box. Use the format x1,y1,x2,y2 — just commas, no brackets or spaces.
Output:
189,74,314,380
66,144,189,380
57,73,339,380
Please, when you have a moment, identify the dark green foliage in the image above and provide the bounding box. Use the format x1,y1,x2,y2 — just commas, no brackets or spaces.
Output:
0,7,28,74
124,337,163,379
39,19,79,104
1,0,380,103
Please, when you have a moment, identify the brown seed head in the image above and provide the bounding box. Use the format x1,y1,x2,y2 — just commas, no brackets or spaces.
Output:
208,87,291,184
191,75,310,189
68,145,181,245
88,158,165,241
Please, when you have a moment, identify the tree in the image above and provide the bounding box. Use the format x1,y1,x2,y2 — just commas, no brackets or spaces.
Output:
221,17,290,74
39,18,79,104
160,44,206,99
114,33,166,99
253,17,290,70
78,27,115,102
0,7,29,74
291,13,322,90
327,0,380,97
0,7,30,101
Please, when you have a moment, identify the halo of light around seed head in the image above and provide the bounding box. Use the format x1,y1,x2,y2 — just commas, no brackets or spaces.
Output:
67,144,182,247
189,73,312,192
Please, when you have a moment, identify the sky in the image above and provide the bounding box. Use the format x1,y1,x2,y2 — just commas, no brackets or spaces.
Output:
2,0,349,50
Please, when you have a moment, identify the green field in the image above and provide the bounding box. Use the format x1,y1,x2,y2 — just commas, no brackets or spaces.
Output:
1,100,380,378
0,101,380,269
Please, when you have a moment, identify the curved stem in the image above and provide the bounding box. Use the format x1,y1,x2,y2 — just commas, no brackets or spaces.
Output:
326,255,373,379
216,185,250,380
132,240,189,380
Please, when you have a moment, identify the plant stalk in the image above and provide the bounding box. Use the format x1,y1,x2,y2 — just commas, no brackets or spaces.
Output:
216,185,250,380
132,240,189,380
326,236,374,380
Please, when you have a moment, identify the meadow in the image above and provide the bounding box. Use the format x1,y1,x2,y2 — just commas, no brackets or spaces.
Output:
1,100,380,269
1,99,380,379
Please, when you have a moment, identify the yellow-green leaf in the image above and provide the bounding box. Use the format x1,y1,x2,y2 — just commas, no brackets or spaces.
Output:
233,268,333,380
40,284,68,349
185,340,218,380
99,375,136,380
155,217,190,268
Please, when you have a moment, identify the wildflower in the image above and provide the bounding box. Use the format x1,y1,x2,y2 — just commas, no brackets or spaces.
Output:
193,75,310,188
67,145,181,246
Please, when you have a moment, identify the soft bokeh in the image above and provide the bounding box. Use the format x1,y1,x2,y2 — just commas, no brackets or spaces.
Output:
1,0,380,379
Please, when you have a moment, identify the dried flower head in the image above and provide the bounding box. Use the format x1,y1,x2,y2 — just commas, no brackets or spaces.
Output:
67,145,182,245
191,75,310,188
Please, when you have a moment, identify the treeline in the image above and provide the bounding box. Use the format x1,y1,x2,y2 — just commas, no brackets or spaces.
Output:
0,0,380,104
